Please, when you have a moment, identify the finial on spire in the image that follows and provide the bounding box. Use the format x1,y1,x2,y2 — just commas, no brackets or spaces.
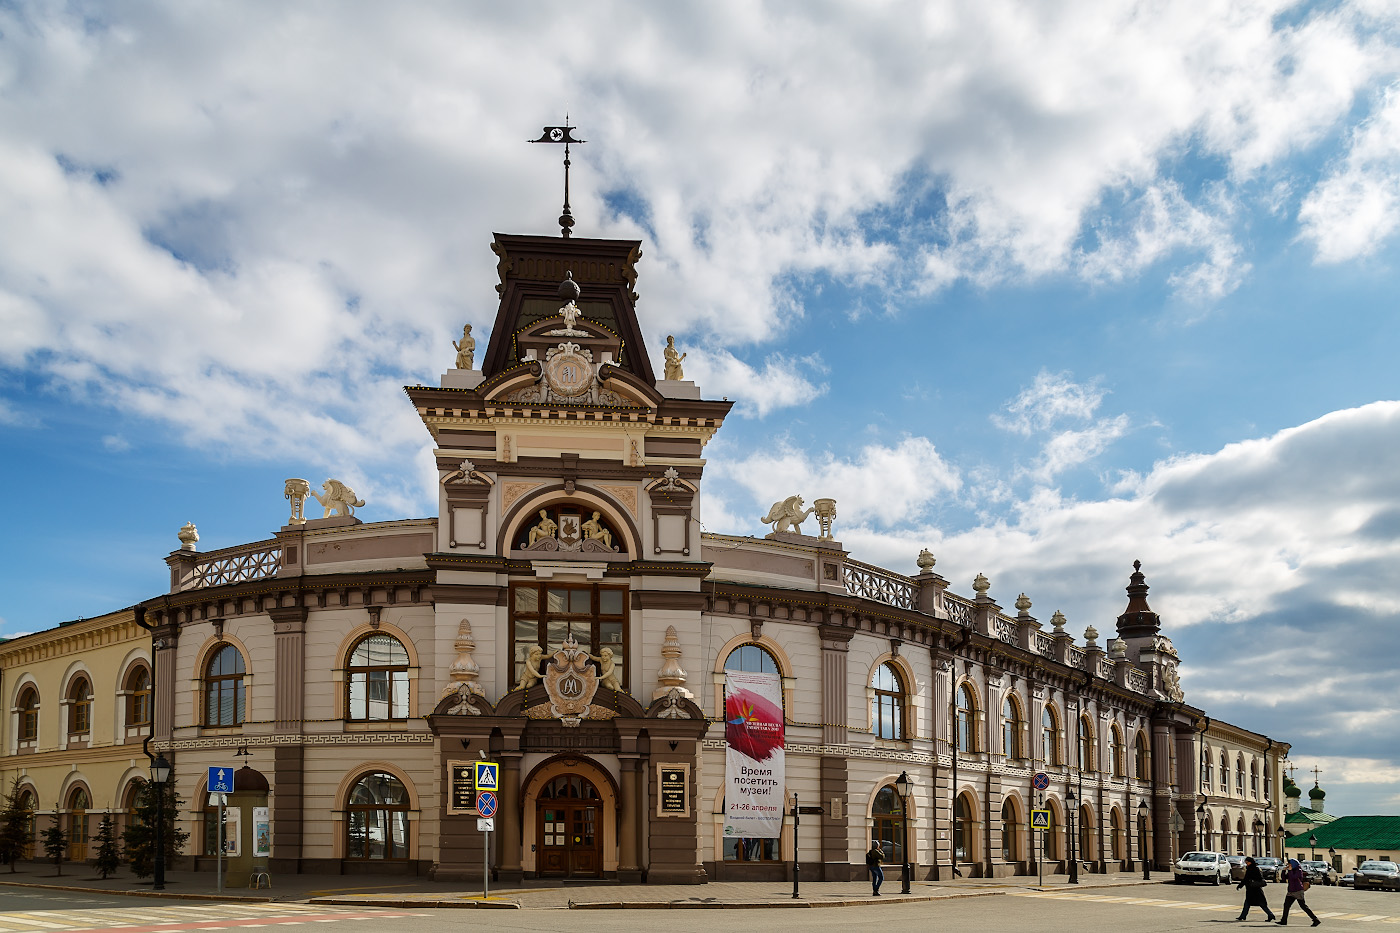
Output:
530,119,586,238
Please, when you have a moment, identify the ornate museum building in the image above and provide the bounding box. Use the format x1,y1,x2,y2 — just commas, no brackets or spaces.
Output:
4,228,1290,883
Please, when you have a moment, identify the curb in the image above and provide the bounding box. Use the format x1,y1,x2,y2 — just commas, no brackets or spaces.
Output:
310,897,519,909
0,880,275,903
566,890,1006,910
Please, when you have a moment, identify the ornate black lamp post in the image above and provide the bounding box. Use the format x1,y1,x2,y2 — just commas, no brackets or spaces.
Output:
1309,834,1317,861
895,770,912,894
1196,801,1207,851
1253,817,1264,858
1276,826,1288,860
1138,798,1151,880
1067,788,1078,884
151,754,171,891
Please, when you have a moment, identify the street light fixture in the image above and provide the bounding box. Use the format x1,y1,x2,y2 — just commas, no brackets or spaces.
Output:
151,754,171,891
1067,788,1079,884
895,770,912,894
1196,801,1206,852
1276,826,1288,860
1137,798,1150,880
1252,817,1263,858
1309,834,1317,861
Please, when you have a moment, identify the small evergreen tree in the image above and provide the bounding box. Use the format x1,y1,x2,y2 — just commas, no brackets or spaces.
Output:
121,778,189,880
0,780,32,872
40,822,66,876
94,814,121,879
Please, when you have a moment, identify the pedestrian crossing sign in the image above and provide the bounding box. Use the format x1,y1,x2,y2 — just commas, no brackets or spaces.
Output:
475,760,499,792
1031,809,1051,829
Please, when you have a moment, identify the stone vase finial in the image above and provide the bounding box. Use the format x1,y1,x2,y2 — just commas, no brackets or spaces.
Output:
178,521,199,551
1084,625,1099,646
442,619,486,713
1015,592,1032,613
284,478,311,525
653,624,693,701
1051,610,1067,633
916,548,936,573
813,498,837,540
1109,637,1127,659
972,573,991,597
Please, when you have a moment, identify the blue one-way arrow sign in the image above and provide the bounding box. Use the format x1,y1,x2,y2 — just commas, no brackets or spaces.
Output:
208,766,235,794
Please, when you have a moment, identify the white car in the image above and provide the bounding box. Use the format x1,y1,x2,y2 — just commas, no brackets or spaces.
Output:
1174,850,1231,885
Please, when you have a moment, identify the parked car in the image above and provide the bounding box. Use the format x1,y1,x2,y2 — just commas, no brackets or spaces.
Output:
1301,860,1339,886
1227,855,1249,881
1339,872,1355,887
1255,857,1285,882
1354,860,1400,891
1174,851,1231,885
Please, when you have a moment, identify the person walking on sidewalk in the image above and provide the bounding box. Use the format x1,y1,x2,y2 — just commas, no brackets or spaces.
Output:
1236,856,1277,922
866,842,886,896
1278,857,1321,926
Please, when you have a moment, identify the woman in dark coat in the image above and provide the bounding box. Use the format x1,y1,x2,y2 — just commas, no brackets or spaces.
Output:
1237,856,1277,922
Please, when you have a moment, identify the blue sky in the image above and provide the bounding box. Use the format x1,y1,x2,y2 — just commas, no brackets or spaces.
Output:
2,1,1399,815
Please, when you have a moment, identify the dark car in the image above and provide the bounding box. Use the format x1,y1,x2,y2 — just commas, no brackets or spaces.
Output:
1301,860,1339,886
1227,855,1249,881
1339,872,1355,887
1354,860,1400,891
1255,857,1285,882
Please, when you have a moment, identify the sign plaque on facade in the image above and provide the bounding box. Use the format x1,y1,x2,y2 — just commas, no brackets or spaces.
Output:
657,762,690,817
447,761,477,813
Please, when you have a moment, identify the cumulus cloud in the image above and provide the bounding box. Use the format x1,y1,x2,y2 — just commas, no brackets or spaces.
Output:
679,346,828,418
994,370,1132,481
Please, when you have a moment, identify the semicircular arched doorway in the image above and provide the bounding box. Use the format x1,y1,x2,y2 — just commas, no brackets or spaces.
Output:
536,774,603,877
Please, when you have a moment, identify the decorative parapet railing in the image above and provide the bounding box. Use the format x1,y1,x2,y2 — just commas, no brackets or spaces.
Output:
944,594,974,627
1098,656,1117,679
994,616,1018,644
1126,668,1151,693
185,541,281,590
842,558,916,610
1033,630,1055,656
1067,645,1087,670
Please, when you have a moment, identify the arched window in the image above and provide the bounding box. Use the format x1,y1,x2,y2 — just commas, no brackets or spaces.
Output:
1111,724,1126,777
1043,804,1061,859
345,771,410,860
1201,746,1213,789
1250,761,1259,798
1135,732,1150,780
1110,808,1123,860
204,645,246,727
346,634,410,721
1002,696,1023,758
1043,705,1061,765
1235,756,1244,795
1078,804,1094,860
872,785,905,865
871,663,905,740
1001,797,1021,861
510,582,628,689
724,643,779,674
125,666,152,727
16,789,36,859
1077,715,1094,772
66,787,89,862
1219,751,1229,791
1236,816,1245,854
956,684,977,752
954,792,975,862
1203,812,1214,850
17,687,39,743
67,677,92,736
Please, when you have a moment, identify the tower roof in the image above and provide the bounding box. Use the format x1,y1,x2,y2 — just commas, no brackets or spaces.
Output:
1116,559,1162,639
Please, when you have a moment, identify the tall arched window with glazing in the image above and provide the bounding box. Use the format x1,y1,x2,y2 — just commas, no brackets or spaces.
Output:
1219,751,1229,791
1235,756,1244,795
1002,696,1023,759
1001,797,1021,861
955,684,977,752
204,645,246,727
1077,715,1094,772
17,686,39,743
16,788,36,858
346,633,410,721
871,663,905,740
1201,746,1213,789
125,665,152,727
1250,761,1259,799
345,771,410,860
66,786,89,861
1111,724,1126,777
1042,705,1061,766
67,676,92,736
872,785,905,865
1135,732,1151,780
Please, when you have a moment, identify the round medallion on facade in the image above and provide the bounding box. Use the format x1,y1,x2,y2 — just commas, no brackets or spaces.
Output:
544,343,595,397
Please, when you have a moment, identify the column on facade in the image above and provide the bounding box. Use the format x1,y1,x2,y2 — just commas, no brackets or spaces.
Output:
818,624,853,878
1174,725,1199,856
498,722,525,883
617,723,643,883
268,605,308,868
1152,718,1174,868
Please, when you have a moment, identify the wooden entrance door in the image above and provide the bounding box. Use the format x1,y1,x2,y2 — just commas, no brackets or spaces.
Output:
535,774,603,877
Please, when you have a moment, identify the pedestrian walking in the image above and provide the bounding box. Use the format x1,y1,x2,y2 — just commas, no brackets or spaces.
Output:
1277,857,1321,926
1236,856,1276,922
866,842,886,896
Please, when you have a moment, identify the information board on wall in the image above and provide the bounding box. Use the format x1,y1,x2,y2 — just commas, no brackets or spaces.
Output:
252,806,271,857
657,762,690,817
447,761,477,813
723,669,785,838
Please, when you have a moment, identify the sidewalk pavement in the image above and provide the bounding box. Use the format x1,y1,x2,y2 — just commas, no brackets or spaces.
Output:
0,866,1169,910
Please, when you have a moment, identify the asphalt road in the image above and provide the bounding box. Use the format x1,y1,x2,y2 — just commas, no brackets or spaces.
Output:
1,881,1399,933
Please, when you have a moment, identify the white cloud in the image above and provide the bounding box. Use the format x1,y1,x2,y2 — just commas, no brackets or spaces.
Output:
994,370,1131,481
101,433,130,451
680,346,827,418
1299,82,1400,262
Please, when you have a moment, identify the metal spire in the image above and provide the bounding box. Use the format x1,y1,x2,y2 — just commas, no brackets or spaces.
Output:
530,119,586,237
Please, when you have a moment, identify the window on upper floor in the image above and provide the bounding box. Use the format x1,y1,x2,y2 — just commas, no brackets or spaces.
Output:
1202,747,1213,789
955,684,977,753
346,633,409,721
724,643,780,675
1077,715,1095,772
18,687,39,742
1250,761,1259,799
1112,725,1126,777
1220,751,1229,791
1136,732,1151,780
1003,696,1023,759
1236,757,1245,795
511,583,627,690
67,677,92,736
871,662,905,740
204,644,246,727
125,665,152,727
1043,706,1062,766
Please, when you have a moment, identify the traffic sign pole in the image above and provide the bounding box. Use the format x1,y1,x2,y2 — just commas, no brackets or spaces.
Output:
474,761,498,900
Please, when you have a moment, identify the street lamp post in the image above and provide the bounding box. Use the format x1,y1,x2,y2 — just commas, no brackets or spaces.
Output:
895,771,912,894
1067,788,1078,884
1252,818,1264,858
1328,846,1337,871
151,754,171,891
1276,827,1288,860
1137,798,1150,880
1309,834,1317,862
1196,801,1206,852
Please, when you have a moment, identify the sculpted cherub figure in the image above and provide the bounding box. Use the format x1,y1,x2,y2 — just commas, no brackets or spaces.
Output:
592,647,621,692
528,509,558,545
518,645,545,691
580,510,612,549
453,324,475,370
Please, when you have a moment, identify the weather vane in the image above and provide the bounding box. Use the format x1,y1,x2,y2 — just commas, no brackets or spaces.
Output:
530,119,586,238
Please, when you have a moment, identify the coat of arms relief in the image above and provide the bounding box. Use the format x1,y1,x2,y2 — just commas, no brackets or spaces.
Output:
521,635,620,727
